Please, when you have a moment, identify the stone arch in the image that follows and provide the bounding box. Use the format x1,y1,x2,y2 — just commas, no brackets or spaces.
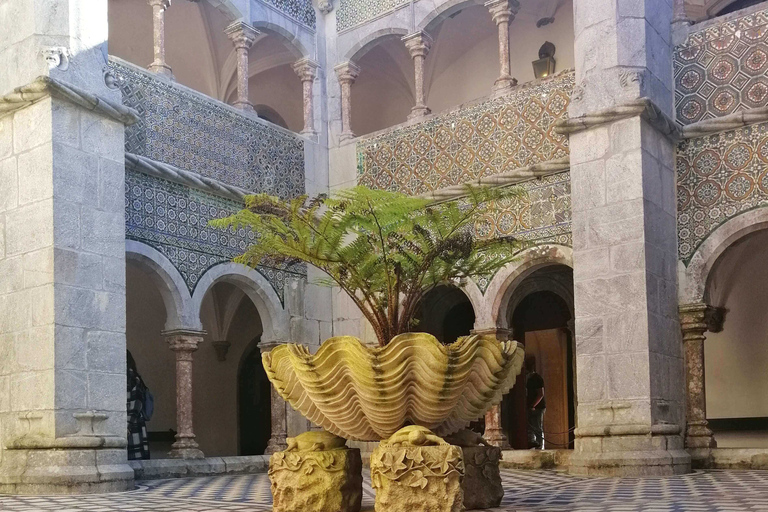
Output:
680,207,768,304
417,0,486,34
250,21,310,59
191,262,289,342
481,244,574,330
204,0,245,22
343,27,411,63
506,274,574,329
125,240,198,331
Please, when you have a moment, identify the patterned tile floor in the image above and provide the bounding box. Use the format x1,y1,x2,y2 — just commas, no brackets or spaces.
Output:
1,469,767,511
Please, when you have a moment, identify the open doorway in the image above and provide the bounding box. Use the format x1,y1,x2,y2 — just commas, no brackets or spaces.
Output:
238,337,272,455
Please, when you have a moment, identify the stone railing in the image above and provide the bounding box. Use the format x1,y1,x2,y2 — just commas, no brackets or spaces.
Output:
356,70,574,196
109,57,305,200
110,57,306,303
337,0,417,32
259,0,316,29
674,7,768,126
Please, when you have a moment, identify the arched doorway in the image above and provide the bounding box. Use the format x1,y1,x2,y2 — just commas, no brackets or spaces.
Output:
704,229,768,448
414,284,476,344
238,337,272,455
501,265,575,450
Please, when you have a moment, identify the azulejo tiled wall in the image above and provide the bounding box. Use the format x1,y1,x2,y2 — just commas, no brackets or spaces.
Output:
471,171,572,293
674,8,768,125
259,0,316,29
126,170,305,303
337,0,416,32
357,71,573,196
677,122,768,263
110,59,305,200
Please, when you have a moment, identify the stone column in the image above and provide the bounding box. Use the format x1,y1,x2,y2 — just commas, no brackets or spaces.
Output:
261,341,288,453
472,328,512,448
672,0,692,28
678,304,717,451
334,62,360,143
293,58,320,136
147,0,173,77
0,0,134,493
403,32,433,120
165,330,205,459
225,21,259,111
485,0,520,92
566,0,690,476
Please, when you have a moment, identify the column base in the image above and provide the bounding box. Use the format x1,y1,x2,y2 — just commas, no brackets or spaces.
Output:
168,437,204,460
408,106,431,120
233,101,255,112
265,433,288,454
339,131,356,144
569,433,691,477
147,62,174,79
484,429,511,450
686,421,717,449
492,75,518,94
0,447,134,494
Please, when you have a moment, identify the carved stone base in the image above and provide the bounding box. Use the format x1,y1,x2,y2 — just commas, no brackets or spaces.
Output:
407,105,432,120
168,436,204,460
371,426,464,512
269,431,362,512
460,445,503,509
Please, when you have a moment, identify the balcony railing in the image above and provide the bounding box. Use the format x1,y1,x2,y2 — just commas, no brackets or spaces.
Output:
337,0,417,32
259,0,316,29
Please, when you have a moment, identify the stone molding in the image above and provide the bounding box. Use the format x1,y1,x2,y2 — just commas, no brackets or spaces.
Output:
125,152,251,202
421,156,570,202
679,106,768,139
0,76,139,125
575,423,681,438
555,97,679,138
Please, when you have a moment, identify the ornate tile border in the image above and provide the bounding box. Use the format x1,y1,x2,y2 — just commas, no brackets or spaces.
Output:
674,8,768,125
337,0,416,32
126,170,305,304
356,71,573,196
677,122,768,263
259,0,316,29
110,59,305,200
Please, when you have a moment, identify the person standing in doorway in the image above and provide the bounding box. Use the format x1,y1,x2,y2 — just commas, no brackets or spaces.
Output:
127,350,151,460
526,355,546,449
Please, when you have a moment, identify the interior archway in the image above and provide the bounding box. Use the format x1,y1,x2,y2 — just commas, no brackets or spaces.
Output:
413,285,476,344
704,229,768,448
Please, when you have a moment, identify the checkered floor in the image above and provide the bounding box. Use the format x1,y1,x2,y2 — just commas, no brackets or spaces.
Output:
1,469,767,511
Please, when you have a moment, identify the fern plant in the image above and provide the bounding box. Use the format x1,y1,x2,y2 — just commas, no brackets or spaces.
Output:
212,186,523,347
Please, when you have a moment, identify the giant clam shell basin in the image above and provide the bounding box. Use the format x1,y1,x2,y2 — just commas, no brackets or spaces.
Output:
262,333,525,441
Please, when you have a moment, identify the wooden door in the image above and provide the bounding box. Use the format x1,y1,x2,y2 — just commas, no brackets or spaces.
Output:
524,329,569,449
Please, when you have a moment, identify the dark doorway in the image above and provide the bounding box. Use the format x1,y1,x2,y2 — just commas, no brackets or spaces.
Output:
717,0,764,16
238,337,272,455
414,285,475,344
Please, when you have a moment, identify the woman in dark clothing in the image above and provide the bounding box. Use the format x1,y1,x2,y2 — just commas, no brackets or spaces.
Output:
127,350,150,460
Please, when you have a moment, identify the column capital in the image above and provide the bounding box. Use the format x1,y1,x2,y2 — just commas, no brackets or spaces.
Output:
402,31,433,59
225,21,259,50
334,61,360,84
148,0,171,9
485,0,519,25
293,58,319,82
679,303,727,337
164,329,206,352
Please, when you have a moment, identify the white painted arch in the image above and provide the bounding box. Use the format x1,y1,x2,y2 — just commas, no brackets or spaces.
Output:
679,207,768,305
125,240,200,331
191,262,290,342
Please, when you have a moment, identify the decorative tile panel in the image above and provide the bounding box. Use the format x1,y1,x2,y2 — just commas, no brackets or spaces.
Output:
677,122,768,263
674,8,768,125
470,171,572,293
259,0,316,29
357,71,573,195
109,59,305,200
337,0,416,32
126,170,305,303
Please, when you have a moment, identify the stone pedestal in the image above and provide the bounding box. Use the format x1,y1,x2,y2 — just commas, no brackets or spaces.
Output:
269,432,362,512
371,426,464,512
445,430,504,510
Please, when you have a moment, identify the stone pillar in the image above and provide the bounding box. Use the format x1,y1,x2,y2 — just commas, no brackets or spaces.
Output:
334,62,360,143
566,0,690,476
261,341,289,453
678,304,717,452
225,21,259,111
403,32,433,120
293,58,320,136
147,0,173,77
0,0,134,493
672,0,692,28
165,330,205,459
485,0,520,92
472,328,512,449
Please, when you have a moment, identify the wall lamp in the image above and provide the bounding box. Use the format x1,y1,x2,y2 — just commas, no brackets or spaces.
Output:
532,41,556,79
